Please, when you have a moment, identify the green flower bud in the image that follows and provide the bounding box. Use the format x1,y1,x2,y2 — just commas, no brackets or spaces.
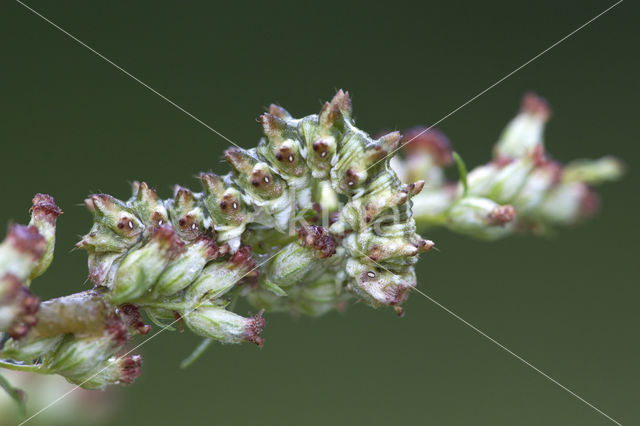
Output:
0,222,44,338
152,236,221,297
185,246,256,304
535,181,597,225
0,225,46,282
110,225,184,304
494,92,550,159
511,162,561,214
466,163,500,197
43,312,130,382
243,287,285,313
44,335,115,379
246,272,348,317
397,127,454,185
485,157,536,203
26,291,111,338
27,194,62,280
562,156,625,184
0,274,40,339
0,335,63,363
76,223,132,257
42,305,150,389
291,274,348,317
85,251,123,287
264,226,337,289
76,355,142,390
184,306,265,346
411,187,457,225
447,197,516,240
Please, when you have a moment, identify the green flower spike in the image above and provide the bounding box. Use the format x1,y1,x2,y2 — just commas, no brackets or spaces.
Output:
0,90,621,397
398,92,622,238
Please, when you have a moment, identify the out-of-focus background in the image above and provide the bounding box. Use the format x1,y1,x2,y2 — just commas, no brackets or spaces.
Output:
1,1,638,425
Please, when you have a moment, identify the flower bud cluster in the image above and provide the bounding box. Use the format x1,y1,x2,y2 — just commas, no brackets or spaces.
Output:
394,93,623,239
2,296,148,389
75,91,436,327
75,91,432,320
73,182,266,352
0,90,621,395
2,183,264,389
0,195,60,339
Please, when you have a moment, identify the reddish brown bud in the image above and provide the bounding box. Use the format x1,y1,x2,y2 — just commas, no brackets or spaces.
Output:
244,309,266,347
151,225,185,259
230,246,257,271
487,205,517,226
118,354,143,384
194,235,222,261
403,127,454,165
298,225,337,258
119,303,152,336
1,273,41,339
521,92,551,120
104,314,130,346
30,193,62,225
7,225,46,259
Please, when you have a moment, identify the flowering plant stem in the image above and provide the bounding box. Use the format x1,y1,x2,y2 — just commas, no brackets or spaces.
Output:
0,91,621,404
0,372,26,416
0,361,44,374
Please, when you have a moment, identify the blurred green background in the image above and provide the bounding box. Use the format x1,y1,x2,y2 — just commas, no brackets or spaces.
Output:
1,0,638,425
